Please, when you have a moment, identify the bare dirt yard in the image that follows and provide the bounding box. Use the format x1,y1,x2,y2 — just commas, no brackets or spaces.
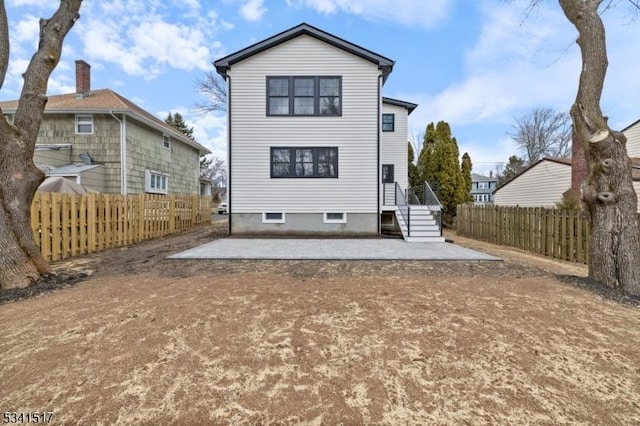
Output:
1,222,639,425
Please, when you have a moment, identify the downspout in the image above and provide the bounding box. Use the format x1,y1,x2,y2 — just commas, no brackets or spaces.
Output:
377,74,383,236
226,75,232,235
110,111,127,194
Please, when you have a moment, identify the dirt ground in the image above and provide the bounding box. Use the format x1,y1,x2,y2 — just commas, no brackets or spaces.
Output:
1,222,639,425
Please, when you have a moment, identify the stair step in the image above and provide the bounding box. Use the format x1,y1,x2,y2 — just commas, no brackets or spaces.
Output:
404,236,446,243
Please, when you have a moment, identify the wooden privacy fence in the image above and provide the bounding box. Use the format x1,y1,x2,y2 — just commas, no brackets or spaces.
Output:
457,205,591,264
31,193,212,262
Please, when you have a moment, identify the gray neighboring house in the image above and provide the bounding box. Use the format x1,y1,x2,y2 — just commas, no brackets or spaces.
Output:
471,172,498,205
0,60,210,195
214,23,443,241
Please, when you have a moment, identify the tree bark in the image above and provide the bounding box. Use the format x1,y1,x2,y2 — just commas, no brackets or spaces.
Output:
559,0,640,295
0,0,82,290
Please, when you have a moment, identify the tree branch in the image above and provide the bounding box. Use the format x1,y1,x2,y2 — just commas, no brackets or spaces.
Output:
0,0,9,90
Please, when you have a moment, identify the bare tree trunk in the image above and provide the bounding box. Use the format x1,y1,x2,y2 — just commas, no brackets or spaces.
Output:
559,0,640,295
0,0,82,289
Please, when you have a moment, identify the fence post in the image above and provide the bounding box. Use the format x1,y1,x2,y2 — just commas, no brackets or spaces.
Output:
169,195,176,232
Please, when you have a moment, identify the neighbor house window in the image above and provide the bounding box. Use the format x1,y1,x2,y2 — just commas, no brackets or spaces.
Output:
478,182,489,189
163,134,171,149
382,114,395,132
271,147,338,178
76,114,93,134
267,76,341,116
262,212,285,223
145,170,169,194
324,212,347,223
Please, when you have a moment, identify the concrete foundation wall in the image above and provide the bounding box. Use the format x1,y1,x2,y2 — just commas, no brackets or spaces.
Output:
231,213,378,235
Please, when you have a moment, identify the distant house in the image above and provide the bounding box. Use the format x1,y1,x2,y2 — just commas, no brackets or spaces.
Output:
471,172,498,204
494,154,640,211
0,60,210,194
493,158,572,207
214,23,442,241
624,118,640,157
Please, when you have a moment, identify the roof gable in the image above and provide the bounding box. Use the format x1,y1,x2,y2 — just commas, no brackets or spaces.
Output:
0,89,210,155
214,23,394,80
495,157,571,193
382,97,417,115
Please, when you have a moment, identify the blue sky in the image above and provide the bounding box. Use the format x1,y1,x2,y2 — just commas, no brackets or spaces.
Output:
2,0,640,175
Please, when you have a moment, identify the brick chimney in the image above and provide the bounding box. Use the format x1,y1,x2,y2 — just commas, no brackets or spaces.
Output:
75,60,91,97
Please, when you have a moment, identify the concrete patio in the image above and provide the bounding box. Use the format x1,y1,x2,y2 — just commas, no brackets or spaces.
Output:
168,238,501,261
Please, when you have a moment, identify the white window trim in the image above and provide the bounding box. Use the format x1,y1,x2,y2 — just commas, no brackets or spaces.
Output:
75,114,94,135
145,169,169,194
324,212,347,224
262,212,285,223
163,134,171,150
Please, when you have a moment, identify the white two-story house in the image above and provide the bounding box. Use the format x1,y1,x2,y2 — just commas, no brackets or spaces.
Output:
214,23,442,241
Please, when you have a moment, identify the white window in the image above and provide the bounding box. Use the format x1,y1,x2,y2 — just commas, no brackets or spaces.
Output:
324,212,347,223
262,212,285,223
163,134,171,149
145,170,169,194
76,114,93,134
478,182,489,189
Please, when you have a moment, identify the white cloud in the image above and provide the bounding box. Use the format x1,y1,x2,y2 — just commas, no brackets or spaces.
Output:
77,10,217,79
286,0,452,28
11,15,39,44
240,0,266,22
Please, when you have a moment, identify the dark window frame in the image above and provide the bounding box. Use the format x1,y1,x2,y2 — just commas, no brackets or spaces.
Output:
270,147,339,178
382,113,395,132
266,76,342,117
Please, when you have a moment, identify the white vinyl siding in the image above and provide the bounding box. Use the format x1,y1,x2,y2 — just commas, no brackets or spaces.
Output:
624,121,640,157
229,35,381,213
493,160,571,207
380,103,409,197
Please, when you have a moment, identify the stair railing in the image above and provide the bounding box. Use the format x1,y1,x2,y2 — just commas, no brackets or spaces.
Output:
395,182,410,236
407,182,443,236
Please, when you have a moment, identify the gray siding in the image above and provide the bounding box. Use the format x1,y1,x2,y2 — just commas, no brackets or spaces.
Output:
34,145,71,169
33,113,200,195
228,35,381,214
494,160,571,207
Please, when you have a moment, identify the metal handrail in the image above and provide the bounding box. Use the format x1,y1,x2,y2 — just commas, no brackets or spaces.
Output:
407,182,443,236
395,182,410,236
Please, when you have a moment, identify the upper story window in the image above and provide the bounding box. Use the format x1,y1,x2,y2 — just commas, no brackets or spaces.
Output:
382,114,395,132
76,114,93,134
478,182,489,189
271,147,338,178
267,76,342,116
163,134,171,149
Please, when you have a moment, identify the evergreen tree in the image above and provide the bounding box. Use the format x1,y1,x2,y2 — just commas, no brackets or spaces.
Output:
498,155,526,185
408,142,421,188
415,120,467,225
165,112,195,140
461,152,473,203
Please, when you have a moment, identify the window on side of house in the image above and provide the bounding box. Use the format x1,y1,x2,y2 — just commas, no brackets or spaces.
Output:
324,212,347,223
382,114,395,132
478,182,489,189
262,212,285,223
267,76,341,116
76,114,94,134
163,134,171,149
270,147,338,178
145,170,169,194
